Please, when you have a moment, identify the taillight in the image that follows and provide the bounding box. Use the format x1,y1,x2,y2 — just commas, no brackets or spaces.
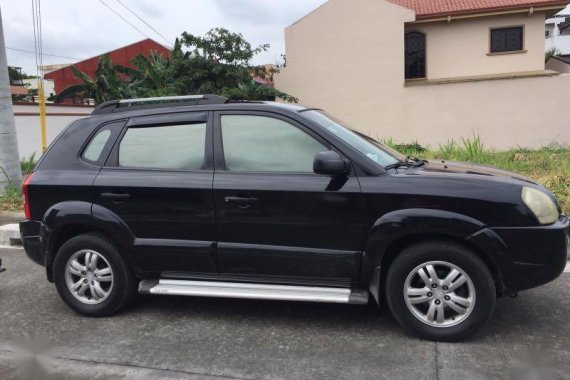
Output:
23,173,33,219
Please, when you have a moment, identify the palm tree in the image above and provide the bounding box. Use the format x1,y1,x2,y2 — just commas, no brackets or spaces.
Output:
56,54,133,105
126,51,176,97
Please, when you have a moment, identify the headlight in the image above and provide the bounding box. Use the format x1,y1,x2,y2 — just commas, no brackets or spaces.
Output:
521,187,559,225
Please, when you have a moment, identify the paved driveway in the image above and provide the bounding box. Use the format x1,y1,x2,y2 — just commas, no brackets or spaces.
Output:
1,247,569,380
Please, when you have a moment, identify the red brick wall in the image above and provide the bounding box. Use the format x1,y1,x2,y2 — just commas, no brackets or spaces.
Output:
45,39,170,100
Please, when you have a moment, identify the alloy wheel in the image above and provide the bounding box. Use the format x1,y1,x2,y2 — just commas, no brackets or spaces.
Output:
403,261,476,328
64,250,114,305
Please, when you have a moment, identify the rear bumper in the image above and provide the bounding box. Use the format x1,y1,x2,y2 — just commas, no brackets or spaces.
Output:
19,220,45,267
493,215,569,292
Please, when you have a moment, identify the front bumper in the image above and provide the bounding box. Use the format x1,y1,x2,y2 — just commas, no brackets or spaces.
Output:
493,215,569,292
19,220,45,267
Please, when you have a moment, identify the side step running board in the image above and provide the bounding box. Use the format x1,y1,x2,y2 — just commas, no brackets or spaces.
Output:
139,280,369,305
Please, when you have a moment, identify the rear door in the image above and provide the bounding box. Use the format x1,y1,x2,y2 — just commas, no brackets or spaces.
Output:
92,111,217,275
213,111,367,287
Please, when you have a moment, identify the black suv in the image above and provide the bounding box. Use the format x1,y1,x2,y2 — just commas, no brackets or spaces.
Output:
20,95,569,341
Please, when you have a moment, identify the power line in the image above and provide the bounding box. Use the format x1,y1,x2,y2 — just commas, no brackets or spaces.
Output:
6,46,81,61
97,0,154,41
31,0,42,77
113,0,173,48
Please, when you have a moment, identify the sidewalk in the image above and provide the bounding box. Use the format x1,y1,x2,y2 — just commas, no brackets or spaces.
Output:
0,212,24,247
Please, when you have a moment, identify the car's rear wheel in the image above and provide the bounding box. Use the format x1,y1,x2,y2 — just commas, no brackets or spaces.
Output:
53,233,137,317
385,241,496,341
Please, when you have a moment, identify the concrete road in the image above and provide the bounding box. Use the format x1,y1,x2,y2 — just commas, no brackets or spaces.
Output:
1,247,569,380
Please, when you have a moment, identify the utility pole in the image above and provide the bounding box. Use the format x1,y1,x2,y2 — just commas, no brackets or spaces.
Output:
0,5,23,194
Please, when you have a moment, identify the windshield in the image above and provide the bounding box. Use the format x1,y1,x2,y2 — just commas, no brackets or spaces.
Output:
301,110,403,167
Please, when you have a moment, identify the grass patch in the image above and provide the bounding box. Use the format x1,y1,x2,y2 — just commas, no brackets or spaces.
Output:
384,137,570,215
0,167,23,213
0,154,36,212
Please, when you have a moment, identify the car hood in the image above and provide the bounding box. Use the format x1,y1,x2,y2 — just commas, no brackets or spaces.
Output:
406,160,538,185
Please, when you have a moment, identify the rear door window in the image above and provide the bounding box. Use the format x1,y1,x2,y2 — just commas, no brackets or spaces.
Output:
118,123,207,170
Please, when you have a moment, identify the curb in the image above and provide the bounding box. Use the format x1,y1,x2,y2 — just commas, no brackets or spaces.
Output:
0,224,22,247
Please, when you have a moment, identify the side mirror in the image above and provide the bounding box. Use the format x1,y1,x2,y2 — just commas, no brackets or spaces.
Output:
313,151,349,176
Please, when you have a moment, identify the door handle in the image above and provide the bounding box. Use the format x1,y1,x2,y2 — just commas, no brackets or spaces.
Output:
224,196,258,208
101,192,131,201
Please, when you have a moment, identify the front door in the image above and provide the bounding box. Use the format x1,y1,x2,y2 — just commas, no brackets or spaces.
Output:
92,111,217,274
213,112,367,287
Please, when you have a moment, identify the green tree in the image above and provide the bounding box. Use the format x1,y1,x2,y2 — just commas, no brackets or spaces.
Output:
545,47,560,62
172,28,296,102
56,54,134,104
8,67,35,85
55,28,296,104
127,51,177,97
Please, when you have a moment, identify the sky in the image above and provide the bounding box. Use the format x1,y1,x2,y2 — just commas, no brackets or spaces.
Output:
3,1,570,75
1,0,328,75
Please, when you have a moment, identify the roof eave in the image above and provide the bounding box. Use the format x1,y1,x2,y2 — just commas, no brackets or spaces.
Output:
412,2,569,22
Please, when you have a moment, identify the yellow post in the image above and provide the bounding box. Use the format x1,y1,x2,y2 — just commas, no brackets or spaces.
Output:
38,79,47,152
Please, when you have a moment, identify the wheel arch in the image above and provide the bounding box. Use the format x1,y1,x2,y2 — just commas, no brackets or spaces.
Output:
363,209,509,304
42,202,136,282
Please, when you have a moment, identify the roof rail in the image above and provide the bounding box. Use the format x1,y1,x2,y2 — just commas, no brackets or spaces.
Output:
91,94,229,115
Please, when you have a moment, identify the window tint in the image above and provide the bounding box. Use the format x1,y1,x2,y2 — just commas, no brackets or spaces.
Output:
405,32,426,79
83,129,112,162
221,115,327,173
491,27,523,53
119,123,206,170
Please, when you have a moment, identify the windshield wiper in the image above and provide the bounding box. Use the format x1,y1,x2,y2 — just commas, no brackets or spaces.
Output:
385,156,427,170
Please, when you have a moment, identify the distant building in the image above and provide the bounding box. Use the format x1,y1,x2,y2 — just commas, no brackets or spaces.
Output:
44,38,170,103
546,14,570,54
275,0,570,149
22,78,56,102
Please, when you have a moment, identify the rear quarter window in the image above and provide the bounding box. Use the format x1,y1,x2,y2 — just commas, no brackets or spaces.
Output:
83,129,111,162
81,121,125,166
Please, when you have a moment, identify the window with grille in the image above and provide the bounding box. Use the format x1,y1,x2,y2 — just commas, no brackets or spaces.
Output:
405,32,426,79
490,27,523,53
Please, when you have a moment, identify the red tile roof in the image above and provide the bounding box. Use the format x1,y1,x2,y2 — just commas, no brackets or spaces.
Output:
388,0,570,20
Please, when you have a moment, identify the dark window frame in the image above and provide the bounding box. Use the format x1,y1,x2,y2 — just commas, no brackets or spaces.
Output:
212,110,353,176
490,26,524,53
405,31,426,80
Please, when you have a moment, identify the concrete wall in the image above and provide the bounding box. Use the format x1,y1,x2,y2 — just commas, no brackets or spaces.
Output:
13,104,93,159
546,57,570,72
402,74,570,149
275,0,570,150
410,13,547,80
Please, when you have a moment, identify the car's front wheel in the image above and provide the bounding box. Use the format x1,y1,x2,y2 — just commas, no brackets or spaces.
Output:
385,241,496,341
53,233,137,317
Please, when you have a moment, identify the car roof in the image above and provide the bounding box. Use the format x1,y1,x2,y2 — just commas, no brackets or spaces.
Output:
86,101,309,123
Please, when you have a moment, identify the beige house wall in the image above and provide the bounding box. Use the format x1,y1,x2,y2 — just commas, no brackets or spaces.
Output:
281,0,415,130
410,13,547,79
275,0,570,150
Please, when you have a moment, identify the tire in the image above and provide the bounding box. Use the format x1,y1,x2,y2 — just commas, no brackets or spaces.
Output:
385,240,496,341
53,233,137,317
